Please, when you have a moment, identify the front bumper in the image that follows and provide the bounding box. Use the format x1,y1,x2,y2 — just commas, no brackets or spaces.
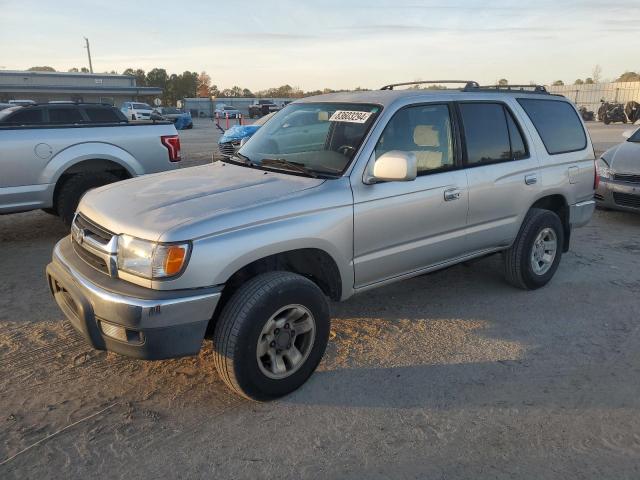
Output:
596,178,640,212
46,237,221,360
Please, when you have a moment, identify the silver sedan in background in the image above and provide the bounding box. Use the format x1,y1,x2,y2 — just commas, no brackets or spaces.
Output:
596,127,640,212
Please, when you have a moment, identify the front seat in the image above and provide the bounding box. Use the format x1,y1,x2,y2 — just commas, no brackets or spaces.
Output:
412,125,446,171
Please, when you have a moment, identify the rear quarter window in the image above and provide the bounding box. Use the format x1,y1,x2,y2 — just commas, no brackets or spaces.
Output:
517,98,587,155
83,107,125,123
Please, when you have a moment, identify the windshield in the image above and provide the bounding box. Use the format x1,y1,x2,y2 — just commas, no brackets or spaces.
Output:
132,103,152,110
224,106,237,110
629,128,640,143
236,102,381,177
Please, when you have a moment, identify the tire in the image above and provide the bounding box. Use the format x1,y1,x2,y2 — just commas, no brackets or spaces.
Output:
213,271,330,401
56,172,120,226
503,208,564,290
603,115,611,125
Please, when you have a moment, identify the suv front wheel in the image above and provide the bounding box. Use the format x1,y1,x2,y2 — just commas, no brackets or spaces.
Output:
503,208,564,290
213,271,330,401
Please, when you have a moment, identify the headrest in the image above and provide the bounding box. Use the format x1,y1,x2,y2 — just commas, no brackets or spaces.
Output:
413,125,440,147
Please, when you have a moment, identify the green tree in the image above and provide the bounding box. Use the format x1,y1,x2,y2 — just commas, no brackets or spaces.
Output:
27,66,56,72
584,77,595,84
498,78,508,86
146,68,168,89
552,80,564,86
616,71,640,82
574,79,584,85
68,67,79,72
123,68,147,86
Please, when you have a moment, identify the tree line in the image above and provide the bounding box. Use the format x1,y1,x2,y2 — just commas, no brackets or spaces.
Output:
23,65,640,104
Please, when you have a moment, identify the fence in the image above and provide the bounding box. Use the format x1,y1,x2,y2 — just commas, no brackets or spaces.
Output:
547,81,640,115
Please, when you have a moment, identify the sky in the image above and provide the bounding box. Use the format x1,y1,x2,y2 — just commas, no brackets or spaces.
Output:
0,0,638,91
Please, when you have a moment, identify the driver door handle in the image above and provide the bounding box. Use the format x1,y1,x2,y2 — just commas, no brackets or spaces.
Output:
444,188,461,201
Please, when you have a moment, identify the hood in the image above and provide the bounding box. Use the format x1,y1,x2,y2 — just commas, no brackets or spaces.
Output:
219,125,260,143
78,162,324,242
604,141,640,173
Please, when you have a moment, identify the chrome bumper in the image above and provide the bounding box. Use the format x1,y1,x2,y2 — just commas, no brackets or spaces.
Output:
46,238,221,359
596,178,640,212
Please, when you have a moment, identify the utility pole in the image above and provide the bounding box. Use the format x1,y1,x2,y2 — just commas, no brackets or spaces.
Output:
84,37,94,73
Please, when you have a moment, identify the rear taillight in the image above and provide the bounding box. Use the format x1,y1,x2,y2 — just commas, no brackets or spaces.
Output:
594,159,599,190
161,135,181,162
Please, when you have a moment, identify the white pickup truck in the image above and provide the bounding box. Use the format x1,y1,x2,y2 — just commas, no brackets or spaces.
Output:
0,102,182,224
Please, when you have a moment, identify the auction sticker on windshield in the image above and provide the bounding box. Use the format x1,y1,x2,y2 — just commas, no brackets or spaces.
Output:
329,110,373,123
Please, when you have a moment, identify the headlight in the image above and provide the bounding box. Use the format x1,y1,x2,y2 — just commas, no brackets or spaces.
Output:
596,158,612,180
117,235,190,279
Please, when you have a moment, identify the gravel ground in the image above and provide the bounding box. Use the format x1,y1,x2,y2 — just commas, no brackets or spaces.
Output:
1,120,639,479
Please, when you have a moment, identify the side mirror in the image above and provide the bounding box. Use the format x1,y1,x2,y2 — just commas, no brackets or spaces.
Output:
240,136,250,147
365,150,417,184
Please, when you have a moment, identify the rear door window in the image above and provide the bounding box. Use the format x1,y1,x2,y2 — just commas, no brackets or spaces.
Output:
459,103,512,165
83,107,124,123
517,98,587,154
48,107,84,124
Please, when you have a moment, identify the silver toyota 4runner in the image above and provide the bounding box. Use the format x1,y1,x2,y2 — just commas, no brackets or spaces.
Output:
47,81,596,400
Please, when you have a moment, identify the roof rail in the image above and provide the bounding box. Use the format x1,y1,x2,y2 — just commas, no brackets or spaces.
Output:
469,84,549,94
380,80,480,91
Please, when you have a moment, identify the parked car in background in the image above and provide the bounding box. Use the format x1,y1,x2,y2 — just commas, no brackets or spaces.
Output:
121,102,154,121
47,82,596,401
0,102,181,224
153,106,193,129
596,126,640,212
0,103,12,111
217,112,275,158
248,99,279,118
215,104,241,119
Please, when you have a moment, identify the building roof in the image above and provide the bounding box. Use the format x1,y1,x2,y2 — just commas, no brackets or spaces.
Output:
0,70,134,79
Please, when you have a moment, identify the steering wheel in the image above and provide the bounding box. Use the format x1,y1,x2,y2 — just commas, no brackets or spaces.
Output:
337,145,356,156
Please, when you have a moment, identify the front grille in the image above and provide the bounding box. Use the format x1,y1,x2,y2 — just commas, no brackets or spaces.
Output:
218,142,236,158
73,241,109,272
71,214,116,275
613,192,640,209
75,214,112,243
614,173,640,184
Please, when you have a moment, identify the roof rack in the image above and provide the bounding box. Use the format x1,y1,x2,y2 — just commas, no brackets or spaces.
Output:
380,80,480,91
468,84,549,94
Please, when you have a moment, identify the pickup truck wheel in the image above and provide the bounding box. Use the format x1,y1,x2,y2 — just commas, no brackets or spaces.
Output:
56,172,120,226
213,271,330,401
503,208,564,290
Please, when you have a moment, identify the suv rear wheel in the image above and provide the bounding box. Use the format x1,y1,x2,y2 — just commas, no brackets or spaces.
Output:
213,271,330,401
503,208,564,290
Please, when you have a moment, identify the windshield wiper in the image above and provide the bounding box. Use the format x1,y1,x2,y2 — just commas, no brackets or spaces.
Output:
228,151,255,166
260,158,319,178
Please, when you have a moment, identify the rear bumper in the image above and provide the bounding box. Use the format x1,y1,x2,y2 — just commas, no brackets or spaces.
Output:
46,238,221,359
596,178,640,212
569,199,596,227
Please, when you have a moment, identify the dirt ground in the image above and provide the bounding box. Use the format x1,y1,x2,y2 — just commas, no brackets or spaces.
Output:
1,121,640,479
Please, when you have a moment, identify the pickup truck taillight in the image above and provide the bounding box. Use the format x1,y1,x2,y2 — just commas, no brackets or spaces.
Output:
594,158,600,190
161,135,181,162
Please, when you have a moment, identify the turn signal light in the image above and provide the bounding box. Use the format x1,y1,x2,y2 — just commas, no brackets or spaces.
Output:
164,245,187,276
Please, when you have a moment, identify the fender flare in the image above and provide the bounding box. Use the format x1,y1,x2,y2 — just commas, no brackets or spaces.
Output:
40,142,144,187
